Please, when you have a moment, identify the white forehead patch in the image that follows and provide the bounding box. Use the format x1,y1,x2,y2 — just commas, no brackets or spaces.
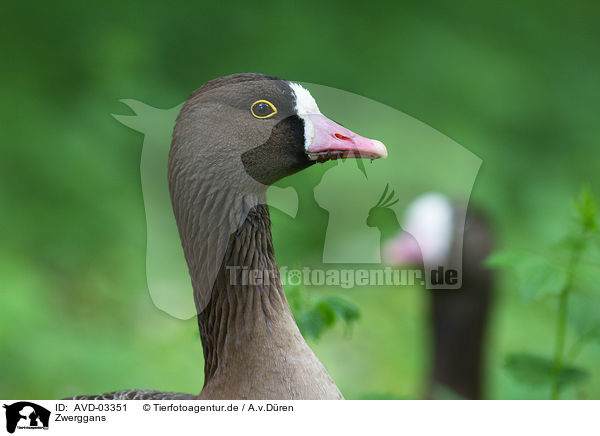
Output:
289,83,320,114
289,82,320,149
402,193,454,265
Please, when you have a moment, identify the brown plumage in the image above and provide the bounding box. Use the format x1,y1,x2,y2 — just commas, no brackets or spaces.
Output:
71,390,195,400
428,207,494,399
69,73,386,400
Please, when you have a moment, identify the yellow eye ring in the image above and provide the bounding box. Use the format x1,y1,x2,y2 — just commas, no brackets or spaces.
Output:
251,100,277,119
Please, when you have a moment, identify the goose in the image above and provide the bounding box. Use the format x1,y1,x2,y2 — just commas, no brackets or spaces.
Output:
71,73,387,400
369,192,494,399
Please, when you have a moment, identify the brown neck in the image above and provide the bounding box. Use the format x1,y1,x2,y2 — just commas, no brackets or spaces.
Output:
197,204,292,385
428,209,494,400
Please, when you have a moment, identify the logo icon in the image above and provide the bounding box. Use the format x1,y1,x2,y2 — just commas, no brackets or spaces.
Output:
112,81,482,318
3,402,50,434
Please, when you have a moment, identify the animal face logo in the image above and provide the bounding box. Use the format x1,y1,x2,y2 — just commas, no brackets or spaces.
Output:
3,402,50,434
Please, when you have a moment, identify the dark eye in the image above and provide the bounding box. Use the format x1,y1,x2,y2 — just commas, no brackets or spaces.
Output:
251,100,277,119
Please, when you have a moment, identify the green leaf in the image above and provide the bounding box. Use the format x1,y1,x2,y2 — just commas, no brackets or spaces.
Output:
569,293,600,343
486,251,567,301
294,303,335,340
555,232,585,252
574,185,598,232
574,261,600,289
287,285,360,340
487,251,567,300
428,384,466,400
485,251,529,269
505,353,590,388
322,296,360,325
514,257,568,301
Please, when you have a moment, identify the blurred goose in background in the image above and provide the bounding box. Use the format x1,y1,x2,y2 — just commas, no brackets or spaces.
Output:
70,73,387,400
371,192,495,399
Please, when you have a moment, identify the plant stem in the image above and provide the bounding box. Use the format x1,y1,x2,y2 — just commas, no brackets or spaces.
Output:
551,289,570,399
550,237,584,399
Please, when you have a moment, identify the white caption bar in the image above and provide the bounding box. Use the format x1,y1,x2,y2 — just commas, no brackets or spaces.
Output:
0,400,597,436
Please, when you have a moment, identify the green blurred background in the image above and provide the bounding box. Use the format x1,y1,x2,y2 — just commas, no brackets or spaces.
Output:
1,0,599,399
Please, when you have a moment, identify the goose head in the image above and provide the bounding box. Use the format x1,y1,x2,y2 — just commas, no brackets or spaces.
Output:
170,73,387,191
384,193,455,268
168,73,388,313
